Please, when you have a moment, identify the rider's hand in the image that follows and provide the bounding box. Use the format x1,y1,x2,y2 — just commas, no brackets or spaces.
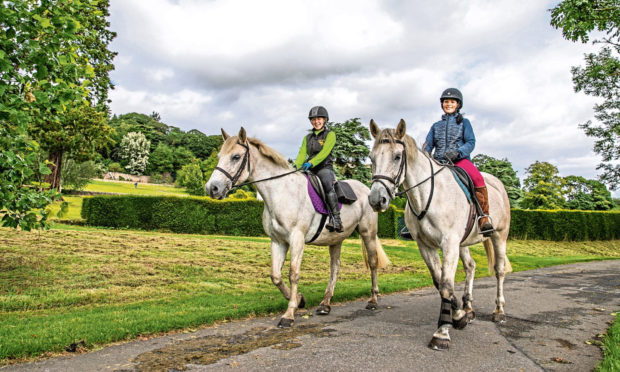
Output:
301,162,312,171
445,151,459,162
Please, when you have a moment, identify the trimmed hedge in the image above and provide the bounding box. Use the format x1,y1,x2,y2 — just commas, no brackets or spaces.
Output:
81,196,620,241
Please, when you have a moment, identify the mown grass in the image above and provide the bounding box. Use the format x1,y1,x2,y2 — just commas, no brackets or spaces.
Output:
0,226,618,364
597,312,620,372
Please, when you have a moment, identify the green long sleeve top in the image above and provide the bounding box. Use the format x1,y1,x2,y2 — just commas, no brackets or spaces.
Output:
294,129,336,169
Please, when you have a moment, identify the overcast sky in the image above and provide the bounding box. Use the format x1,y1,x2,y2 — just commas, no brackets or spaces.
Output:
107,0,617,196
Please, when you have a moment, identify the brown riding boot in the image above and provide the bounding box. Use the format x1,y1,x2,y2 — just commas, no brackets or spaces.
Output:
475,186,494,237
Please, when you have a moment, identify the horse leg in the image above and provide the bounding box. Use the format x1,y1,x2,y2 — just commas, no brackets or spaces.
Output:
491,235,508,323
454,245,476,329
317,243,342,315
360,231,380,310
278,231,305,328
429,238,463,350
270,240,291,300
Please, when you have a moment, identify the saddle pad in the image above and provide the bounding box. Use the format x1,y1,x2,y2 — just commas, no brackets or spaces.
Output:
305,174,341,215
450,168,472,203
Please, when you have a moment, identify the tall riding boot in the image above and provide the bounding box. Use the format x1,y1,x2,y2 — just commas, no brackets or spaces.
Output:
475,186,494,237
325,191,343,233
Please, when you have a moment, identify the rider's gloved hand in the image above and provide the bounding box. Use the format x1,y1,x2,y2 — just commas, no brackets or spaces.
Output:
445,151,459,162
301,162,312,171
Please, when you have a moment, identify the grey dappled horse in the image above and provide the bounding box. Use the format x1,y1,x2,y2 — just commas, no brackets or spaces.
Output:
206,127,389,328
368,119,512,350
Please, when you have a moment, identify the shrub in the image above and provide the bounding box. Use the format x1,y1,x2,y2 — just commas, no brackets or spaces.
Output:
107,162,123,173
510,209,620,241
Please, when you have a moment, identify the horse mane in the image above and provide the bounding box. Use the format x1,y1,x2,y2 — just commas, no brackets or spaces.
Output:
373,128,419,163
221,135,292,169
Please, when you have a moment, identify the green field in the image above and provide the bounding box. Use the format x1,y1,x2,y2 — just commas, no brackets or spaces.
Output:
0,224,618,364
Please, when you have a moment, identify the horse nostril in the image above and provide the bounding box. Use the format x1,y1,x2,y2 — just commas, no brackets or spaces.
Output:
212,185,219,193
381,197,387,205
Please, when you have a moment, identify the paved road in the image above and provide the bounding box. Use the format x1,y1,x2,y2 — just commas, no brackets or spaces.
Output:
3,260,619,372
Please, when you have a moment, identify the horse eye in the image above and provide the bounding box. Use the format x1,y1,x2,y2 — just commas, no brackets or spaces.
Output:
394,154,401,161
232,154,241,161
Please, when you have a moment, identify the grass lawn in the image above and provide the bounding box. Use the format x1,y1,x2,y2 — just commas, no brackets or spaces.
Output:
0,225,618,364
598,312,620,372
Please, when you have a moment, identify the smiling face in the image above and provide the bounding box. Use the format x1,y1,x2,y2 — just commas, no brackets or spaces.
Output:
442,98,459,114
311,117,326,131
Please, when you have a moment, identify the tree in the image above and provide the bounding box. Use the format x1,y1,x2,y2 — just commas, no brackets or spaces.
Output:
472,154,523,207
521,161,566,210
119,132,150,175
328,118,372,185
201,150,219,182
551,0,620,190
176,160,205,196
147,142,174,175
562,175,613,210
61,159,100,191
172,146,195,171
182,130,223,160
1,1,114,229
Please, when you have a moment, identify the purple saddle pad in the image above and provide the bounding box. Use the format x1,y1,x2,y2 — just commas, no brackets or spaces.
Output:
305,174,341,215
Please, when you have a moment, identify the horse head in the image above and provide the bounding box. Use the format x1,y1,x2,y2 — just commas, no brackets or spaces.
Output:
205,127,251,199
368,119,410,212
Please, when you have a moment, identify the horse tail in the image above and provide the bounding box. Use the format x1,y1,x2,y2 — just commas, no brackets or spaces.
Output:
483,239,512,274
361,235,390,270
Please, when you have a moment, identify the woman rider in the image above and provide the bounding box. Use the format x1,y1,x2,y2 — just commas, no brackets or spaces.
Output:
294,106,343,233
423,88,494,236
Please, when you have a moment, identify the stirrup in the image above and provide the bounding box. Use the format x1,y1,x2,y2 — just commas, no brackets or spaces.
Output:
476,215,495,236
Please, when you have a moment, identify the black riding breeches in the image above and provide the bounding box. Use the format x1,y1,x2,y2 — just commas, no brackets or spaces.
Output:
315,167,336,193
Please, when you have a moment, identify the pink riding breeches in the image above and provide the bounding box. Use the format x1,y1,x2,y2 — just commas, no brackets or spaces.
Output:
454,159,485,187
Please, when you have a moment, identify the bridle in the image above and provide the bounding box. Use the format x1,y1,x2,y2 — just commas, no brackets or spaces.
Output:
371,138,446,220
213,140,300,193
214,141,251,188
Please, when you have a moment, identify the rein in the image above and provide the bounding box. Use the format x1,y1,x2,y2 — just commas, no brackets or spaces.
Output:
213,140,300,192
371,138,446,220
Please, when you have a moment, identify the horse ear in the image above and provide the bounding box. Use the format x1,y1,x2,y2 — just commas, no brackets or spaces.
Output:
395,119,407,139
238,127,247,143
369,119,380,139
221,128,230,141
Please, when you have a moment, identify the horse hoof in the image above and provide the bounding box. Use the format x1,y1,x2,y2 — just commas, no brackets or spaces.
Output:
277,318,294,328
428,337,450,351
298,294,306,309
365,302,378,310
453,315,469,330
466,309,476,321
316,305,331,315
493,313,506,323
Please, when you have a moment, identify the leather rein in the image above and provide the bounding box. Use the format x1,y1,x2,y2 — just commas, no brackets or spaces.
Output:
371,139,446,220
213,140,300,192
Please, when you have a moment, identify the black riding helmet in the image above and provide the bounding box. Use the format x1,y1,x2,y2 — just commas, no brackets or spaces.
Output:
440,88,463,110
308,106,329,122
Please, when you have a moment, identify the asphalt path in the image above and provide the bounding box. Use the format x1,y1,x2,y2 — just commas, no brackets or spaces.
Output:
3,260,619,372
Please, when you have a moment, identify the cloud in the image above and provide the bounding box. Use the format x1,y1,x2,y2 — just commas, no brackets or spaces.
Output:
108,0,617,195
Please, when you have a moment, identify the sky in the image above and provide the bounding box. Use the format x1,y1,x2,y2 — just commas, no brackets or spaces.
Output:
107,0,617,196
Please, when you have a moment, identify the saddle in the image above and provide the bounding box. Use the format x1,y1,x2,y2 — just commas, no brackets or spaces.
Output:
449,166,484,242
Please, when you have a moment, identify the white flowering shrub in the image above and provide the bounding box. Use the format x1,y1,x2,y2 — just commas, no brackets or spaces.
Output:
119,132,151,175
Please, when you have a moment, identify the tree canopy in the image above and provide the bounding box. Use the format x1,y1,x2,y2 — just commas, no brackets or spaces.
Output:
551,0,620,190
328,118,371,185
472,154,523,207
521,161,566,210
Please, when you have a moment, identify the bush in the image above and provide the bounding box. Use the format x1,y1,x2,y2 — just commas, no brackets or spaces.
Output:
107,162,123,173
510,209,620,241
61,159,99,190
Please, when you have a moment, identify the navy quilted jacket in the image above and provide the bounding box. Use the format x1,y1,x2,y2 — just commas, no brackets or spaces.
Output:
423,113,475,161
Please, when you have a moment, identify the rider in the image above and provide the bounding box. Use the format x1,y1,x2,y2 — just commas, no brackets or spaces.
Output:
423,88,494,237
294,106,343,233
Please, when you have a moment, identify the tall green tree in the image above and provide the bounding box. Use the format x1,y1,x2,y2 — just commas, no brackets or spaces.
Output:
147,142,175,175
521,161,566,210
176,160,205,196
551,0,620,190
472,154,523,207
328,118,371,185
1,1,114,229
562,175,613,210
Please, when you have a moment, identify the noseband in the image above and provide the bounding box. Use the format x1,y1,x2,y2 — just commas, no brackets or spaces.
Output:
214,141,251,187
371,138,444,220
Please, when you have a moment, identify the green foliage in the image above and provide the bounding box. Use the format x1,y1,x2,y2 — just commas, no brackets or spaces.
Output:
60,159,100,191
551,0,620,190
329,118,372,185
472,154,523,207
521,161,566,209
107,162,123,173
172,146,195,171
563,175,613,210
510,209,620,240
597,312,620,372
82,196,266,236
147,142,174,175
182,130,223,160
201,150,219,182
175,161,205,196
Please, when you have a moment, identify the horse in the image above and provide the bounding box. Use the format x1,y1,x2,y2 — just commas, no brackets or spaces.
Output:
367,119,512,350
205,127,390,328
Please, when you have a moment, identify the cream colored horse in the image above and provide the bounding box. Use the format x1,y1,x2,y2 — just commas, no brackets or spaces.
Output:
206,127,389,328
368,119,512,350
